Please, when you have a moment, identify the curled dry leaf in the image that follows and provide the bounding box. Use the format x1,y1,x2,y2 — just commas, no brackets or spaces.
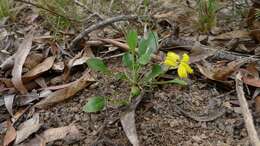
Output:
11,32,34,94
3,121,16,146
15,113,41,144
35,71,95,108
63,48,93,80
23,56,56,81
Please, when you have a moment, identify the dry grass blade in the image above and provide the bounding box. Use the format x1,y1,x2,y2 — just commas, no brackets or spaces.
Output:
11,32,34,94
236,72,260,146
35,71,95,108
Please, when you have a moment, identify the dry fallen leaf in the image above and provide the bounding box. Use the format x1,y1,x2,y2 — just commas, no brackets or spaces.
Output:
63,48,93,80
196,58,250,81
23,56,55,81
212,30,250,40
242,77,260,88
121,111,139,146
255,96,260,114
3,120,16,146
18,124,80,146
42,124,81,143
11,32,34,94
120,93,144,146
189,43,216,63
35,71,95,108
23,52,44,70
4,94,15,116
15,113,41,144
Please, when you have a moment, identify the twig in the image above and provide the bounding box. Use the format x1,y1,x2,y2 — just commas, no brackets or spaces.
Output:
236,72,260,146
14,0,80,23
69,15,138,50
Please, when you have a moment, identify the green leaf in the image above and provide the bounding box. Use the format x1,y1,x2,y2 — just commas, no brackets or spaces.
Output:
138,38,148,56
131,86,141,97
83,96,105,113
127,30,138,50
115,72,127,81
146,31,159,52
167,79,187,85
144,0,150,6
144,64,163,82
122,53,134,70
86,58,110,74
138,48,153,65
153,79,187,86
137,32,159,65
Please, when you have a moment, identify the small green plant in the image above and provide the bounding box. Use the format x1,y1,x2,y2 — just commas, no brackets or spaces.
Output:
0,0,12,19
83,30,190,113
196,0,218,33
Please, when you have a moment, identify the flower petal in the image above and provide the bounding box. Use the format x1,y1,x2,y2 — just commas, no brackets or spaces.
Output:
183,62,193,74
167,52,180,61
178,63,188,78
182,53,190,63
164,59,177,67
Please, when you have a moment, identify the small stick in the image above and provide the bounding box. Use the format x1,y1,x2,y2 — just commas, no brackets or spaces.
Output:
236,72,260,146
69,15,138,50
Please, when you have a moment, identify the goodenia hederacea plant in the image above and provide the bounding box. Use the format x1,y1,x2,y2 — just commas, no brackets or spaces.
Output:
84,30,189,113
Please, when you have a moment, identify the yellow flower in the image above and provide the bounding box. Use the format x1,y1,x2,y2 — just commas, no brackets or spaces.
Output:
164,52,179,67
164,52,193,78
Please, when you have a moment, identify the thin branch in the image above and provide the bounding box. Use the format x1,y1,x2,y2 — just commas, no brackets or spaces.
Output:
69,15,138,50
236,72,260,146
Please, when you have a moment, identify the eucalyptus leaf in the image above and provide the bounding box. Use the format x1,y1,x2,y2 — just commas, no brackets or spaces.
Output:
86,58,110,74
127,30,138,51
83,96,105,113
